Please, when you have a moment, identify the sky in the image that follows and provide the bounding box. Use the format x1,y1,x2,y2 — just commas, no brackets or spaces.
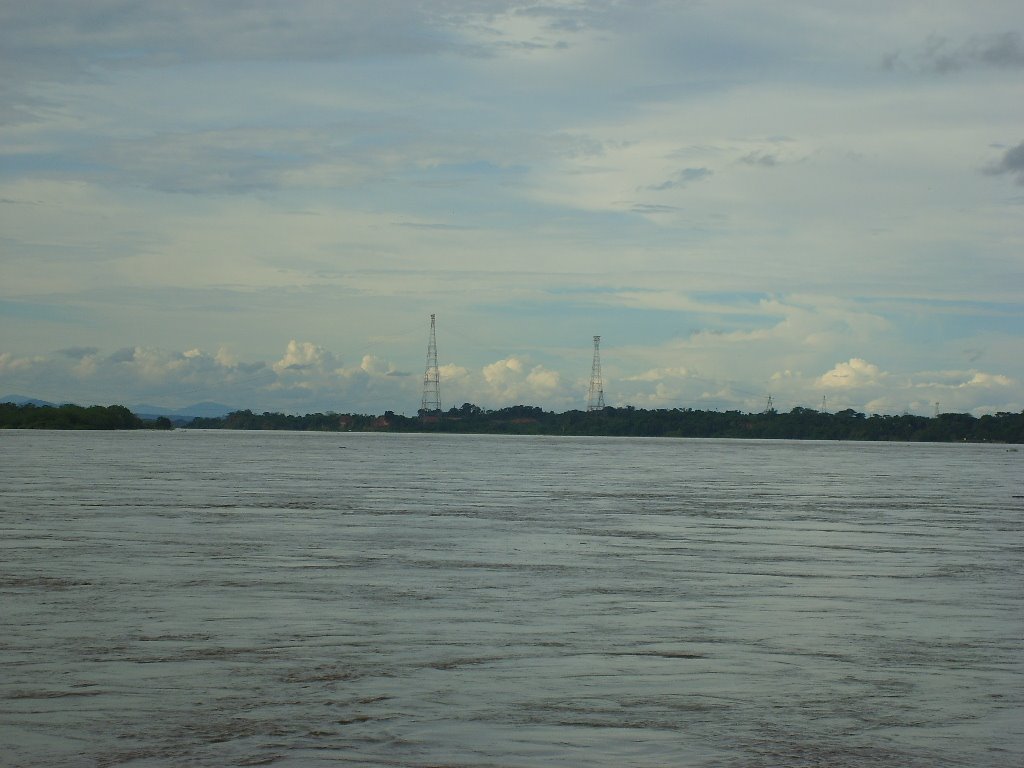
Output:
1,1,1022,417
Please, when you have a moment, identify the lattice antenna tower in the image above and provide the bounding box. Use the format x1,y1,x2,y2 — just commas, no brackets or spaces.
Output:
421,313,441,414
587,335,605,411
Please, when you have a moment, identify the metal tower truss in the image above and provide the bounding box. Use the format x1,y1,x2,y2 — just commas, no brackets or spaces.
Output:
587,335,605,411
421,314,441,415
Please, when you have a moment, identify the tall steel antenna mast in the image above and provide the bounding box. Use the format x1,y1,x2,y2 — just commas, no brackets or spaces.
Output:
587,335,605,411
421,313,441,415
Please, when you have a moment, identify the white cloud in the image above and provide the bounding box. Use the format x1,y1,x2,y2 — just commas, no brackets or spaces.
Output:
72,354,98,378
475,356,569,406
818,358,885,389
0,352,43,372
482,356,524,386
358,355,393,376
526,366,560,392
2,340,1020,417
214,346,238,368
962,372,1013,388
273,340,331,374
438,363,469,381
624,367,692,382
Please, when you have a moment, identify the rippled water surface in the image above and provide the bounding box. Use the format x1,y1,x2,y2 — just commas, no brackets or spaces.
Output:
2,430,1022,767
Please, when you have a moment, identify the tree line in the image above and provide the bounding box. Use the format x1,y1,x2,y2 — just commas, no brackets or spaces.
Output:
0,402,172,430
4,399,1021,441
185,404,1024,443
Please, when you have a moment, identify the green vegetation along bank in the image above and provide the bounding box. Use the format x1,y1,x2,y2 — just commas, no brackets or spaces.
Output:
186,404,1024,443
4,400,1021,442
0,402,172,430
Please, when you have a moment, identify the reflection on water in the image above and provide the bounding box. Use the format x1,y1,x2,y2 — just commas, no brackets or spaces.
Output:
2,431,1022,767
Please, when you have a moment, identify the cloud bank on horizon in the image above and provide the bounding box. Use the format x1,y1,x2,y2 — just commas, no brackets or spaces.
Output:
1,1,1022,416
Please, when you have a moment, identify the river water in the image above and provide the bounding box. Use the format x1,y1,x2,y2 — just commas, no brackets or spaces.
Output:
1,430,1022,767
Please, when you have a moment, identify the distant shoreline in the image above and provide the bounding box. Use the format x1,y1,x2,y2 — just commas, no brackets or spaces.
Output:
182,405,1024,444
4,400,1021,442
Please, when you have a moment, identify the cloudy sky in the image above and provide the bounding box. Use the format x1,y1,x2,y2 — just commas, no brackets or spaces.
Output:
2,1,1022,416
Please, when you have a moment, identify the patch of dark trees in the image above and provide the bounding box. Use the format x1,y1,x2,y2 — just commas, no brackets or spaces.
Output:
0,402,173,430
185,404,1024,443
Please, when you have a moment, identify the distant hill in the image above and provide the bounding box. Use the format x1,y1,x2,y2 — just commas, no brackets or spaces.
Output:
0,394,57,407
1,395,236,423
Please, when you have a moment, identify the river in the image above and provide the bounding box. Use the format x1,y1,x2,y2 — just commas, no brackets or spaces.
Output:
2,431,1022,766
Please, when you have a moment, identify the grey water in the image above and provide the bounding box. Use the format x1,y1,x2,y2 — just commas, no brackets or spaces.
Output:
1,431,1022,768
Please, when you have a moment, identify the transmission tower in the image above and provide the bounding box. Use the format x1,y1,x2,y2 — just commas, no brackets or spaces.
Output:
587,335,605,411
421,313,441,415
763,394,775,414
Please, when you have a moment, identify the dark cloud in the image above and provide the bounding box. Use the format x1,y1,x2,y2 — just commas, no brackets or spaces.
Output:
680,167,712,182
514,1,642,35
963,347,985,363
880,52,900,71
0,197,44,206
631,203,679,214
974,31,1024,68
395,221,478,231
740,152,777,167
64,122,434,194
44,121,532,195
0,2,457,76
58,346,99,359
0,0,615,87
646,167,712,191
86,129,321,194
887,31,1024,74
108,347,136,363
984,141,1024,185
